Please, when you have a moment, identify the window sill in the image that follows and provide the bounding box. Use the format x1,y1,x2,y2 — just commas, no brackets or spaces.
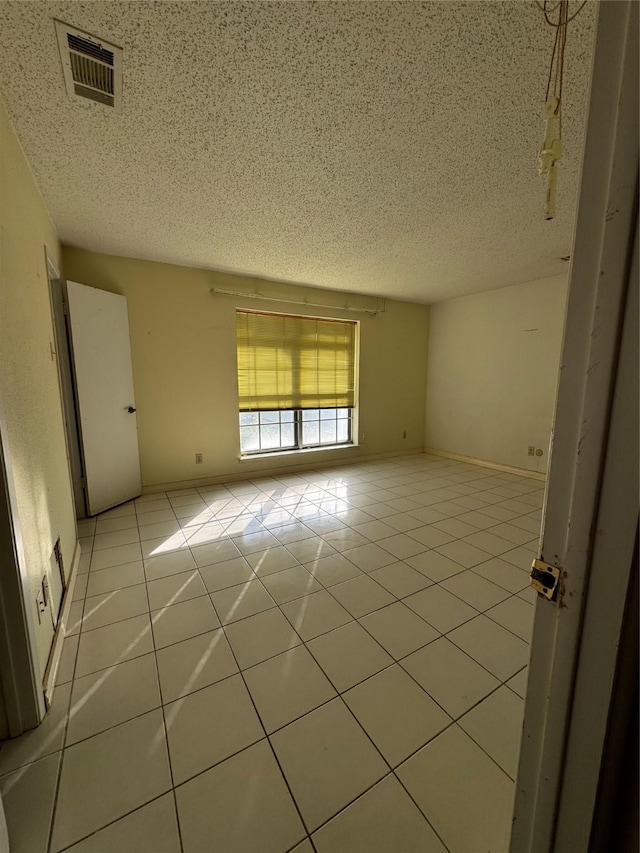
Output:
239,443,358,462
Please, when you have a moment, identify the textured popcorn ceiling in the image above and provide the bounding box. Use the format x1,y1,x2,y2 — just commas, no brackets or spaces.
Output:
0,1,595,302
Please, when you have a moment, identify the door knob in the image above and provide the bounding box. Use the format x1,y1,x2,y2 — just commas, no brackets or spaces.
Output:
127,406,137,413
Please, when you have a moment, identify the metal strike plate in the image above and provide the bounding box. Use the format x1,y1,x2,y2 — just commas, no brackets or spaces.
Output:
530,559,560,600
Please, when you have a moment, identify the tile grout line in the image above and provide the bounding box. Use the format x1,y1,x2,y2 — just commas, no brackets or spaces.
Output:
290,614,458,851
308,578,525,783
290,565,529,693
70,485,533,708
38,456,540,851
134,500,186,853
140,554,186,853
75,496,534,674
51,511,179,852
204,588,315,852
237,539,520,810
53,791,172,853
51,539,529,787
45,654,76,853
50,623,528,754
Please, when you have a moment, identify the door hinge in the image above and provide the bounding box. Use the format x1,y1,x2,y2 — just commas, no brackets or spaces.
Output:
530,559,561,600
62,301,69,315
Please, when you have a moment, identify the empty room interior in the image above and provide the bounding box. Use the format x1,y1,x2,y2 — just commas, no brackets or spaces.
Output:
0,2,637,853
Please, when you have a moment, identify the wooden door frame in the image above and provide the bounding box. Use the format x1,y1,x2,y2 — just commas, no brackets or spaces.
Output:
46,253,87,520
511,2,638,849
0,392,46,738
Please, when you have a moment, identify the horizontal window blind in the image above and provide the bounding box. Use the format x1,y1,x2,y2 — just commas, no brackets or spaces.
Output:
236,310,357,412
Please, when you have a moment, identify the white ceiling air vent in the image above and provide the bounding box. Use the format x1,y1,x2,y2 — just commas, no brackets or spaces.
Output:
55,20,122,112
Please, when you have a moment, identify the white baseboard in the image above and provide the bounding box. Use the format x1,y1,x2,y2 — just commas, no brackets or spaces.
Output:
141,446,424,494
43,539,81,706
424,447,547,481
141,446,546,495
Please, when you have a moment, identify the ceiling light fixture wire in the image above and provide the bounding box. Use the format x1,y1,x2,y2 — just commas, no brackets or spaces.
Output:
535,0,587,220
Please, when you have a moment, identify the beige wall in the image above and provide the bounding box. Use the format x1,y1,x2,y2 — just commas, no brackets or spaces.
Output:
425,274,568,474
0,97,76,674
62,248,430,489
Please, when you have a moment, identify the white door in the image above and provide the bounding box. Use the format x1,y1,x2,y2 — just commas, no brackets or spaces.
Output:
49,272,86,518
66,281,142,515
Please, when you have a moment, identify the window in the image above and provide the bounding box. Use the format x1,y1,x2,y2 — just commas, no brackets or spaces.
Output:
236,310,357,455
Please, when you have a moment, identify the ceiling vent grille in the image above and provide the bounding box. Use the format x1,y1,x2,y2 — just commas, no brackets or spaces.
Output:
55,21,122,112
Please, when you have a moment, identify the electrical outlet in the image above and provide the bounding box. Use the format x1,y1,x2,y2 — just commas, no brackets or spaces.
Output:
535,448,544,457
35,588,46,624
528,446,535,456
42,574,50,607
195,453,203,464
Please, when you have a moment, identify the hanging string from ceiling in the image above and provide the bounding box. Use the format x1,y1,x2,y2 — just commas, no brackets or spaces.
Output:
535,0,587,220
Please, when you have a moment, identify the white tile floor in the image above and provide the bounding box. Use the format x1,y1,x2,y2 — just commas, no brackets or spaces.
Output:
0,453,541,853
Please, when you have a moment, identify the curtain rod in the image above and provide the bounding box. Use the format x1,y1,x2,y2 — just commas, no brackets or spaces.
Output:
210,287,383,315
